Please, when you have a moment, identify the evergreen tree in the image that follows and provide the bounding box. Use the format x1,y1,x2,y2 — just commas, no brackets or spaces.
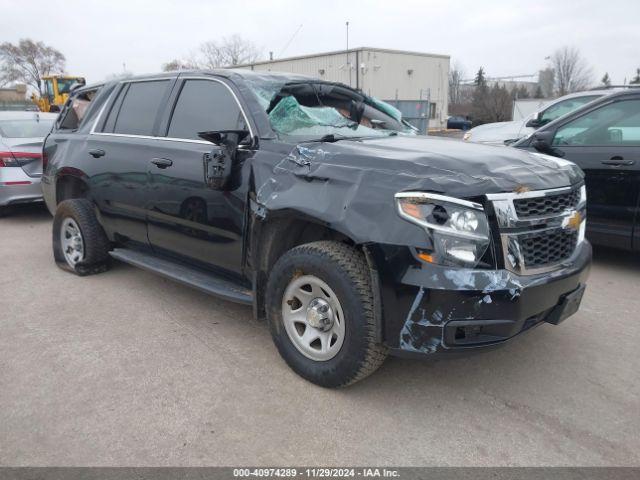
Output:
631,68,640,85
474,67,487,87
601,73,611,86
533,85,544,98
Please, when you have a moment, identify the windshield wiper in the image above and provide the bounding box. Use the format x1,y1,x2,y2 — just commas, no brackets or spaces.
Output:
304,134,351,143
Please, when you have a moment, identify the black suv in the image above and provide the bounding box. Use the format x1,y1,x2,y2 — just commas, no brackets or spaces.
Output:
514,89,640,251
42,70,591,387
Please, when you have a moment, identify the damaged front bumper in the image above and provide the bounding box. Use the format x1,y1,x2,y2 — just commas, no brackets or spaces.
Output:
380,241,592,358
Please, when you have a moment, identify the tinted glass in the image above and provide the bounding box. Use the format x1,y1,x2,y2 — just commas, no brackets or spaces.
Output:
167,80,246,140
113,80,170,136
0,118,55,138
101,85,127,133
553,99,640,146
540,95,600,125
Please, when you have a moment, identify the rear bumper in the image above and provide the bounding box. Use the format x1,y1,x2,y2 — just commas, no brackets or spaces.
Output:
0,169,42,207
377,241,592,358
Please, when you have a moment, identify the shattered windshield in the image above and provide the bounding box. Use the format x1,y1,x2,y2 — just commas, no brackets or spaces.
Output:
244,76,414,141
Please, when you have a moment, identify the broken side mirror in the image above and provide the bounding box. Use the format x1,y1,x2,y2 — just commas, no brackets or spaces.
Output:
197,130,250,189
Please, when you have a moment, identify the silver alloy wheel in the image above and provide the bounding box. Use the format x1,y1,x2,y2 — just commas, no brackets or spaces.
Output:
281,275,346,361
60,218,85,267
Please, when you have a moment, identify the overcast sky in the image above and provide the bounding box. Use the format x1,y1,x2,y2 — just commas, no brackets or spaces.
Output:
2,0,638,86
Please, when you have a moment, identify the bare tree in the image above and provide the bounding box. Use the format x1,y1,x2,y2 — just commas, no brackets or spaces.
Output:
0,39,65,95
161,59,196,72
448,61,465,105
196,34,262,69
551,46,593,95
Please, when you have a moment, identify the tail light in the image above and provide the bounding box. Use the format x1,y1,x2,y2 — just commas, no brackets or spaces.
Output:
0,151,41,167
42,150,49,170
0,152,18,167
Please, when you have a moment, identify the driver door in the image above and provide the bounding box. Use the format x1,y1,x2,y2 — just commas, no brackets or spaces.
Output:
550,96,640,250
146,77,252,275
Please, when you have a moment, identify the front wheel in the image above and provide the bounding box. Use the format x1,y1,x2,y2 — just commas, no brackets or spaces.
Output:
266,241,387,388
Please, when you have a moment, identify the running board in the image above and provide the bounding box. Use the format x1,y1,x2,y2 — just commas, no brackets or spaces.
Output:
109,248,253,305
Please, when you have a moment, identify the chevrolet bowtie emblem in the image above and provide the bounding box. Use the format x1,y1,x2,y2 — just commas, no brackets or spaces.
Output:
564,211,583,231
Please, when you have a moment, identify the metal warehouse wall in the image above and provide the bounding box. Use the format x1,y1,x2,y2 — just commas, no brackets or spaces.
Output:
239,48,450,130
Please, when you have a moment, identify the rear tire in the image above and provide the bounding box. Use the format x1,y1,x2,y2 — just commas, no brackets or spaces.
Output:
52,199,111,275
266,241,387,388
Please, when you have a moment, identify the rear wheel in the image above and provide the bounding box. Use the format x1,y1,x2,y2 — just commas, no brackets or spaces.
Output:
52,199,111,275
266,241,387,388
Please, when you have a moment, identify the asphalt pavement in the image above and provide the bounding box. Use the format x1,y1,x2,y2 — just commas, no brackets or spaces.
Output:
1,204,638,466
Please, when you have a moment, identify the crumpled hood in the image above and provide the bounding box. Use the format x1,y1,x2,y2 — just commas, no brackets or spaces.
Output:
253,135,583,247
291,135,583,198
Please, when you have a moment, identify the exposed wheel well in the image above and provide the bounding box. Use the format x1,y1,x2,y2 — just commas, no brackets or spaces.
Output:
250,215,381,338
56,176,88,205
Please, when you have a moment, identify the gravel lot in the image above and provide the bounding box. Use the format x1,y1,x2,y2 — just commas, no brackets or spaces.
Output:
1,204,639,466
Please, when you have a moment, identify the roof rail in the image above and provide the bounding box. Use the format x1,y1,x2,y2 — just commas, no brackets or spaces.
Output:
589,84,640,90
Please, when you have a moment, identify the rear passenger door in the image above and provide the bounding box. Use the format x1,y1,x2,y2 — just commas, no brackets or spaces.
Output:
146,77,253,275
88,78,174,246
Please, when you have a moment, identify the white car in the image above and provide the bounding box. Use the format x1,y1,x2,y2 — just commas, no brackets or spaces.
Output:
0,111,57,216
463,90,611,146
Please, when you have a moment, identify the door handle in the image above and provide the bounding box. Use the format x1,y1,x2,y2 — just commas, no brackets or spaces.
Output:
602,157,635,166
151,158,173,169
88,149,105,158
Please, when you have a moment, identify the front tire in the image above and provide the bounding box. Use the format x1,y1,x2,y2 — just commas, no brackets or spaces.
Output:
266,241,387,388
52,199,111,275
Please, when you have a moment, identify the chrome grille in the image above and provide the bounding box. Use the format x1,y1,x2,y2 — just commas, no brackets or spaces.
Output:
520,229,578,268
487,185,586,275
513,189,580,218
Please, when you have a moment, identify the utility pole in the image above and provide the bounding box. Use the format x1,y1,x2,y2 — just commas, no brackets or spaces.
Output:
346,21,351,87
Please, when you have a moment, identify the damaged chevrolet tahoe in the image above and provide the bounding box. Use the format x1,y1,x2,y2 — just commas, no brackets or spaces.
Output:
42,70,591,387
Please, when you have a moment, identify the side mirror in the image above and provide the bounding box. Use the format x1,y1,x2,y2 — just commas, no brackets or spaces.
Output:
197,129,250,189
531,130,563,157
526,113,541,128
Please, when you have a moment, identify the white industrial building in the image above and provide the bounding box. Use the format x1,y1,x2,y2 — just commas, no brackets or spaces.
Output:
238,47,450,131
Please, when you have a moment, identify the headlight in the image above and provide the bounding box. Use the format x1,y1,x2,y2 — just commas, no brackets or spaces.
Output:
395,192,491,268
463,132,471,141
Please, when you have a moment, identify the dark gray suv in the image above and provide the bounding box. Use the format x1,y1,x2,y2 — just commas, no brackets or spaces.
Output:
42,70,591,387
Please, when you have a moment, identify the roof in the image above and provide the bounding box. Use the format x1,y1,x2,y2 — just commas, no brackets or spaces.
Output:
235,46,450,68
92,69,313,90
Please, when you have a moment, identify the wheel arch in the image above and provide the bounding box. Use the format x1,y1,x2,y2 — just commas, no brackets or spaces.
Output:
249,210,383,342
55,174,89,205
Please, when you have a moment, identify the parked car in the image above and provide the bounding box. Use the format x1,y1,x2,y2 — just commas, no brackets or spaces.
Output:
42,70,591,387
463,90,613,146
0,111,56,216
447,115,472,130
513,89,640,251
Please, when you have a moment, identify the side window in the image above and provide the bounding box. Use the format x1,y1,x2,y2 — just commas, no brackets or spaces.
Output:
167,79,247,140
553,99,640,146
108,80,170,136
57,87,101,130
540,95,600,125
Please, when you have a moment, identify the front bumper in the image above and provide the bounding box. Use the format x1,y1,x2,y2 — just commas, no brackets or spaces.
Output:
378,241,592,358
0,169,43,207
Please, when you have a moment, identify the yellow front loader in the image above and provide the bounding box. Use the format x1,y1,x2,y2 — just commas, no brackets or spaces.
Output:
32,75,86,112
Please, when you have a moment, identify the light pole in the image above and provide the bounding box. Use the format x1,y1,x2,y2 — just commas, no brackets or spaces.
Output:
346,21,351,87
